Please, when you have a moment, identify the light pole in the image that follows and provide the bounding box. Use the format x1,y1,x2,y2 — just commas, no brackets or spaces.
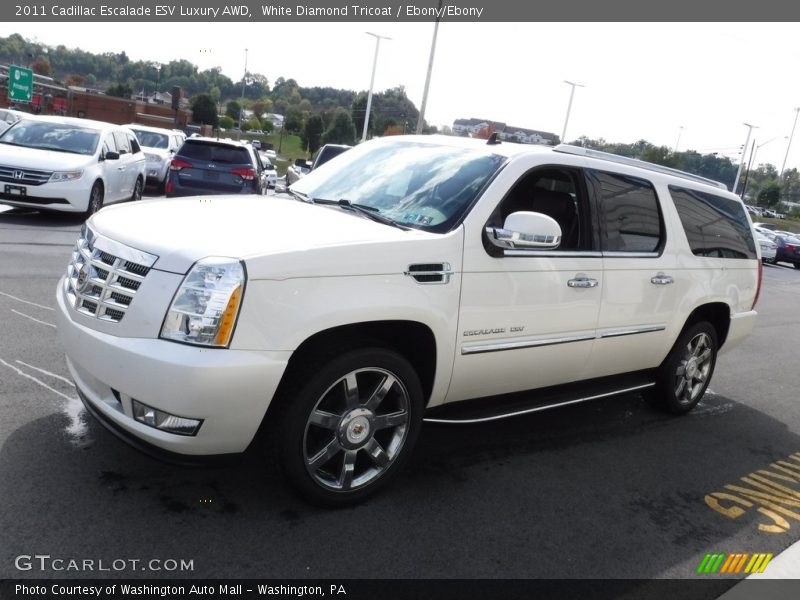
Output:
238,48,249,140
732,122,757,194
362,32,391,143
741,136,788,200
561,80,584,144
416,0,442,135
674,126,684,153
780,107,800,178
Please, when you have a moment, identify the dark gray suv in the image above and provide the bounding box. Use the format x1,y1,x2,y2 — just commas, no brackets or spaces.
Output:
166,137,269,197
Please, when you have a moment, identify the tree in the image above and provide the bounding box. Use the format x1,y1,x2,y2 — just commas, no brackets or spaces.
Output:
225,100,241,121
383,124,404,136
284,106,304,133
245,118,262,131
351,93,374,139
30,56,52,76
303,115,324,156
190,94,218,126
219,115,235,130
106,83,132,98
757,182,782,208
321,108,356,146
64,74,85,87
251,100,269,121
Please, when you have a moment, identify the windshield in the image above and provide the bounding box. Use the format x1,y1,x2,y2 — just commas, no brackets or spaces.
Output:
130,129,169,149
0,120,100,155
291,140,505,233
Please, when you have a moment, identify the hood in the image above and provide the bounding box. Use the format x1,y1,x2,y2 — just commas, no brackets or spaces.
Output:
89,195,449,275
0,144,96,170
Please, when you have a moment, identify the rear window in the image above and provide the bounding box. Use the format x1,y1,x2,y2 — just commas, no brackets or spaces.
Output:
179,141,252,164
130,129,169,149
669,185,757,260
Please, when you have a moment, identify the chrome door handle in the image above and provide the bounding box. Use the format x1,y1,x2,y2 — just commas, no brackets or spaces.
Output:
568,277,598,288
650,273,674,285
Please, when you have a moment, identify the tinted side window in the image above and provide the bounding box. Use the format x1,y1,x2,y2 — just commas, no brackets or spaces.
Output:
487,167,591,252
588,170,663,253
128,133,141,154
669,185,757,260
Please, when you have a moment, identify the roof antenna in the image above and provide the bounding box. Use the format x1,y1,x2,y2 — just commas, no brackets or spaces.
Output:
486,132,501,145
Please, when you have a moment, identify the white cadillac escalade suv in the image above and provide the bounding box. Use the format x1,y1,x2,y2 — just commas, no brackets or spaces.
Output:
56,135,760,506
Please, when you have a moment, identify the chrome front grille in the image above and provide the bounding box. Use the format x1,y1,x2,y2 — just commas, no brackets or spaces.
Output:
64,225,158,323
0,164,53,186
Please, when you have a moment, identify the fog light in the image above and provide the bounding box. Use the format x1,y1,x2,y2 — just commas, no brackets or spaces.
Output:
132,399,202,436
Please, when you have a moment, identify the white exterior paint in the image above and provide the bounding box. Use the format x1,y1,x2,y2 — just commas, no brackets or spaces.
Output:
56,136,760,456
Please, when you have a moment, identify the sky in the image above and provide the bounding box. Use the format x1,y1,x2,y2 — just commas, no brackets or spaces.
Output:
9,22,800,172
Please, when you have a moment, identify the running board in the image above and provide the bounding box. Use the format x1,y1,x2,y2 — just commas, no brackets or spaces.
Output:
423,372,655,425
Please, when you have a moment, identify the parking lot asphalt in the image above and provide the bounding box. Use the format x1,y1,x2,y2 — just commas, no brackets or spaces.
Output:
2,203,800,588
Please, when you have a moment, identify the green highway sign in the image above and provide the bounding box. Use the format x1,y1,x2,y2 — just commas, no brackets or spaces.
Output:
8,65,33,103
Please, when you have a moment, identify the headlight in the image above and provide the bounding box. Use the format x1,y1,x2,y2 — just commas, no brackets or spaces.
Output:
49,170,83,182
160,257,246,347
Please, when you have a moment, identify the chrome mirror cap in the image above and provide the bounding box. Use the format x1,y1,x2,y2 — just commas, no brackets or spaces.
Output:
485,211,562,250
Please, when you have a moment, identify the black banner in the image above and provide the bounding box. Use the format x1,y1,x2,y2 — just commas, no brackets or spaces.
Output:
2,0,800,23
3,579,800,600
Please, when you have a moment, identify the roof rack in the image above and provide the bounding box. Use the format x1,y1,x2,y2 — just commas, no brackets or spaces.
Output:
553,144,729,191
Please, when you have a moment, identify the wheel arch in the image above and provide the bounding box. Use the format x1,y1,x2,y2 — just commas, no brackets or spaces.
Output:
270,320,438,414
684,302,731,349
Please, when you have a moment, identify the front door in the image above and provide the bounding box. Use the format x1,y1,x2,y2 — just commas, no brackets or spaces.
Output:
446,164,604,403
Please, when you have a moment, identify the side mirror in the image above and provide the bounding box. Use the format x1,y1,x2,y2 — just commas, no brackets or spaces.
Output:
103,151,120,161
485,211,562,250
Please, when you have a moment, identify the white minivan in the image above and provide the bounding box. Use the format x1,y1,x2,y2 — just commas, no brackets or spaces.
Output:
0,116,146,215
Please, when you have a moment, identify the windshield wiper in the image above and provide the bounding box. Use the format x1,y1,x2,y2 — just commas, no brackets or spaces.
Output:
286,187,312,203
314,198,408,230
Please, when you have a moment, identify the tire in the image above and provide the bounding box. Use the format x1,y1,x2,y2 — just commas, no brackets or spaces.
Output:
273,347,424,507
84,182,104,217
645,321,718,414
158,174,168,195
130,177,143,202
794,262,800,270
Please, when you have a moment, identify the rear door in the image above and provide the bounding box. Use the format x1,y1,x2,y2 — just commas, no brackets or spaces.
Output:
99,132,123,201
586,169,677,378
112,130,136,200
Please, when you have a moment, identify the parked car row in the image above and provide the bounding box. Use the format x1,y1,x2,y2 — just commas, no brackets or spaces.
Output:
0,113,278,217
746,204,785,219
754,223,800,269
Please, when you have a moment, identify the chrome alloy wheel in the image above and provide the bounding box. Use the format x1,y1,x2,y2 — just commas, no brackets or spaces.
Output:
674,332,713,405
303,367,410,492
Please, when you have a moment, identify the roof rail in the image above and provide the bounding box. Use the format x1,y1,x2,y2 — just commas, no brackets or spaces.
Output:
553,144,729,191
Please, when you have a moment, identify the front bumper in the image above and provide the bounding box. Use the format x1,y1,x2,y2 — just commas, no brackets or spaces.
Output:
56,285,291,456
0,179,92,212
